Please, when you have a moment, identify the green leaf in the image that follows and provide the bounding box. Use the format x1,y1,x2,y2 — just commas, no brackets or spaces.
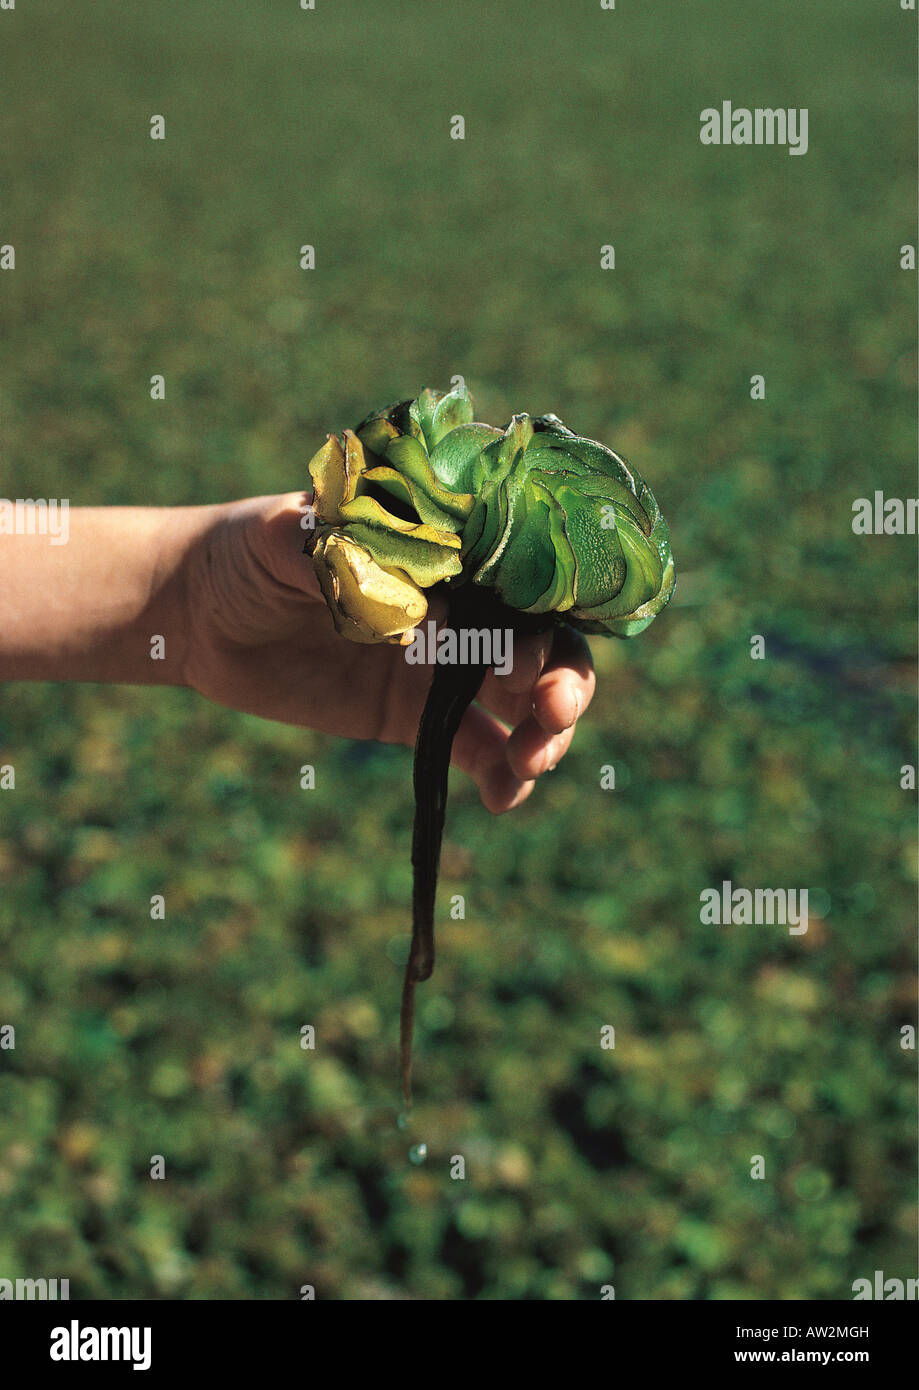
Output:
345,519,463,586
385,435,474,521
412,388,441,451
428,424,503,492
493,491,557,611
361,464,464,532
429,384,475,446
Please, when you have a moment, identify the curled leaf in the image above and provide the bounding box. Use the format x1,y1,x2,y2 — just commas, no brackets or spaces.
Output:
311,529,428,645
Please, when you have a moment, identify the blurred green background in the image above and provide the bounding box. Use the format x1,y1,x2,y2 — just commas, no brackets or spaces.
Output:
0,0,915,1299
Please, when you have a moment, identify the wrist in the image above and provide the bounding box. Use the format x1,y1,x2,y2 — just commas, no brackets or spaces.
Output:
0,503,230,687
150,502,237,688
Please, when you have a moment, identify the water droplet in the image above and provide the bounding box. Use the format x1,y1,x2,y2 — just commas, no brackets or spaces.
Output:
408,1142,428,1166
397,1111,410,1132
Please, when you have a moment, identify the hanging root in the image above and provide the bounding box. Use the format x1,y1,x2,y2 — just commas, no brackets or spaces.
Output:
400,603,488,1108
399,952,425,1111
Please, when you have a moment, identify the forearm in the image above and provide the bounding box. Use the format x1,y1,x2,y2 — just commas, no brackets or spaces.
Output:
0,503,229,685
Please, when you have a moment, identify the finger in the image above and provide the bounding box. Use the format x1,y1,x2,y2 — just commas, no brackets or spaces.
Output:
475,679,579,775
491,627,554,695
479,624,595,731
475,672,533,729
505,716,576,781
531,624,597,735
449,701,536,814
250,491,323,596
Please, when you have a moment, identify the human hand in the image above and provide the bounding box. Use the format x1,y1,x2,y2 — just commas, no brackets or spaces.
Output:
181,493,596,813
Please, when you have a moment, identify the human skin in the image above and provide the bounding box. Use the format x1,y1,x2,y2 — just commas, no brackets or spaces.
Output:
0,494,596,813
